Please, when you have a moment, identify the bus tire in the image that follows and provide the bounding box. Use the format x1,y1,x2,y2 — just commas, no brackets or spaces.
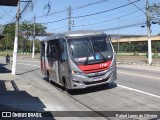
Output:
46,71,51,82
62,78,72,93
62,78,69,91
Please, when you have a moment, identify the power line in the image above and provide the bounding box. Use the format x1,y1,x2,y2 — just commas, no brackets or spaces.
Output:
73,9,142,28
0,7,17,24
74,6,145,23
101,21,145,31
35,10,66,19
34,0,110,20
72,0,140,19
84,17,146,31
73,0,110,10
38,0,140,25
49,16,145,31
127,0,146,15
48,25,68,31
8,1,33,24
1,7,14,17
40,17,68,24
20,1,32,19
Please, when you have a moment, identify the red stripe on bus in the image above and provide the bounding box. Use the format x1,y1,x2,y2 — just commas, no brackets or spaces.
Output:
78,60,112,74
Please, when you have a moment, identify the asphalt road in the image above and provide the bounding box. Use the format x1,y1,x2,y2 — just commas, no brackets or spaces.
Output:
0,57,160,120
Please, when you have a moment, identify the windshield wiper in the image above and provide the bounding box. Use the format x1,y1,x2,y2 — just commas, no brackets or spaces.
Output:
93,44,106,62
95,52,106,62
84,49,92,65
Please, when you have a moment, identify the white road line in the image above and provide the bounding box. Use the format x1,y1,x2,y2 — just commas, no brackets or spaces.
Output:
118,84,160,99
17,63,39,67
0,58,39,67
0,58,38,63
118,71,160,80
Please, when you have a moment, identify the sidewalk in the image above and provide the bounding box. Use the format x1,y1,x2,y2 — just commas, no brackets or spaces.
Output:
0,63,19,111
0,55,160,112
0,62,47,113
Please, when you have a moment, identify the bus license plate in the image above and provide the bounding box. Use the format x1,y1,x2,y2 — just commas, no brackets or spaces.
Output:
93,77,102,81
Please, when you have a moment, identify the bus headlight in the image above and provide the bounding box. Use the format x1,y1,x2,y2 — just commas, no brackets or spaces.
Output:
72,79,81,84
71,70,84,75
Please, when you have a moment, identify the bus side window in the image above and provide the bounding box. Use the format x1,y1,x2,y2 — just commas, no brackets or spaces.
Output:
50,44,56,59
47,41,57,59
60,39,67,62
41,43,45,57
46,42,50,57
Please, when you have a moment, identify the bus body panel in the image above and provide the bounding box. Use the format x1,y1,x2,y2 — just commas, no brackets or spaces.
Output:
40,30,117,90
67,53,116,89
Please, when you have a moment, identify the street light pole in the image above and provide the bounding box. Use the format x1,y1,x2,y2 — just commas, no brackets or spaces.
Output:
146,0,152,65
12,0,20,75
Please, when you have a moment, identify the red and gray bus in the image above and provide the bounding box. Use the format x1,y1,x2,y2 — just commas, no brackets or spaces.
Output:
40,30,117,90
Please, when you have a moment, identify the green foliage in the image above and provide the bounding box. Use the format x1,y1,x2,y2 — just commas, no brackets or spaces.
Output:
149,3,160,19
113,41,160,54
20,22,47,36
0,23,15,51
0,22,46,52
149,2,160,35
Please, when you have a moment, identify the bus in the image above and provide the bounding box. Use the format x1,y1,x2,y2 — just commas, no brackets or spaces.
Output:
40,30,117,90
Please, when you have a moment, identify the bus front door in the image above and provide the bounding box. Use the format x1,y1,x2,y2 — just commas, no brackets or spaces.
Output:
48,42,60,84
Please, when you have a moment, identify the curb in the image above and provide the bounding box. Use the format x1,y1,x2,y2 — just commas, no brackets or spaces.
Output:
117,61,160,66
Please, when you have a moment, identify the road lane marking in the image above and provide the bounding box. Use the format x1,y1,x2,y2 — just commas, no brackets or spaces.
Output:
5,81,14,91
0,58,38,63
17,63,39,67
118,84,160,99
0,58,39,67
118,71,160,80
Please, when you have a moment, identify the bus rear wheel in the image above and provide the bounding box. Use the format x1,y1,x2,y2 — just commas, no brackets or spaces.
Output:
46,71,51,82
62,78,70,92
62,78,67,89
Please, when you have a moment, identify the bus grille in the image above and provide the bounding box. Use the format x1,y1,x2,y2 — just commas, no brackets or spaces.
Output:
83,77,109,85
83,67,108,74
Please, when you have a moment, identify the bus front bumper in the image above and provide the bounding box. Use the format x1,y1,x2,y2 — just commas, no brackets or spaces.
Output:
69,67,117,89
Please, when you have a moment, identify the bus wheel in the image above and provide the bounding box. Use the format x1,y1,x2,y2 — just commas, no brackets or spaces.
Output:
46,71,51,82
62,78,72,93
62,78,68,91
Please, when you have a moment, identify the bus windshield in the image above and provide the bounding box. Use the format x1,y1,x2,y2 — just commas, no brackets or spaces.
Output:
68,36,113,65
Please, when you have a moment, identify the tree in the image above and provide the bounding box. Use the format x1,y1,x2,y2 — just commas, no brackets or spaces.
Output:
20,22,47,36
149,2,160,35
149,3,160,20
1,23,15,50
19,22,47,52
1,22,47,52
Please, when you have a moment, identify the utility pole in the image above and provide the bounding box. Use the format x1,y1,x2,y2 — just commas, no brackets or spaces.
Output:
68,6,71,31
146,0,152,65
117,18,120,57
32,15,36,59
6,33,8,51
12,0,20,75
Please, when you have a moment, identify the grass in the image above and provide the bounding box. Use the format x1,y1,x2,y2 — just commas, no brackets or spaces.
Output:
0,51,40,59
0,51,13,57
116,55,160,64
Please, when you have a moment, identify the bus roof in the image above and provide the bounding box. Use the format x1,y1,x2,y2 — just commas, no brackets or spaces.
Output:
41,30,106,42
62,30,105,37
